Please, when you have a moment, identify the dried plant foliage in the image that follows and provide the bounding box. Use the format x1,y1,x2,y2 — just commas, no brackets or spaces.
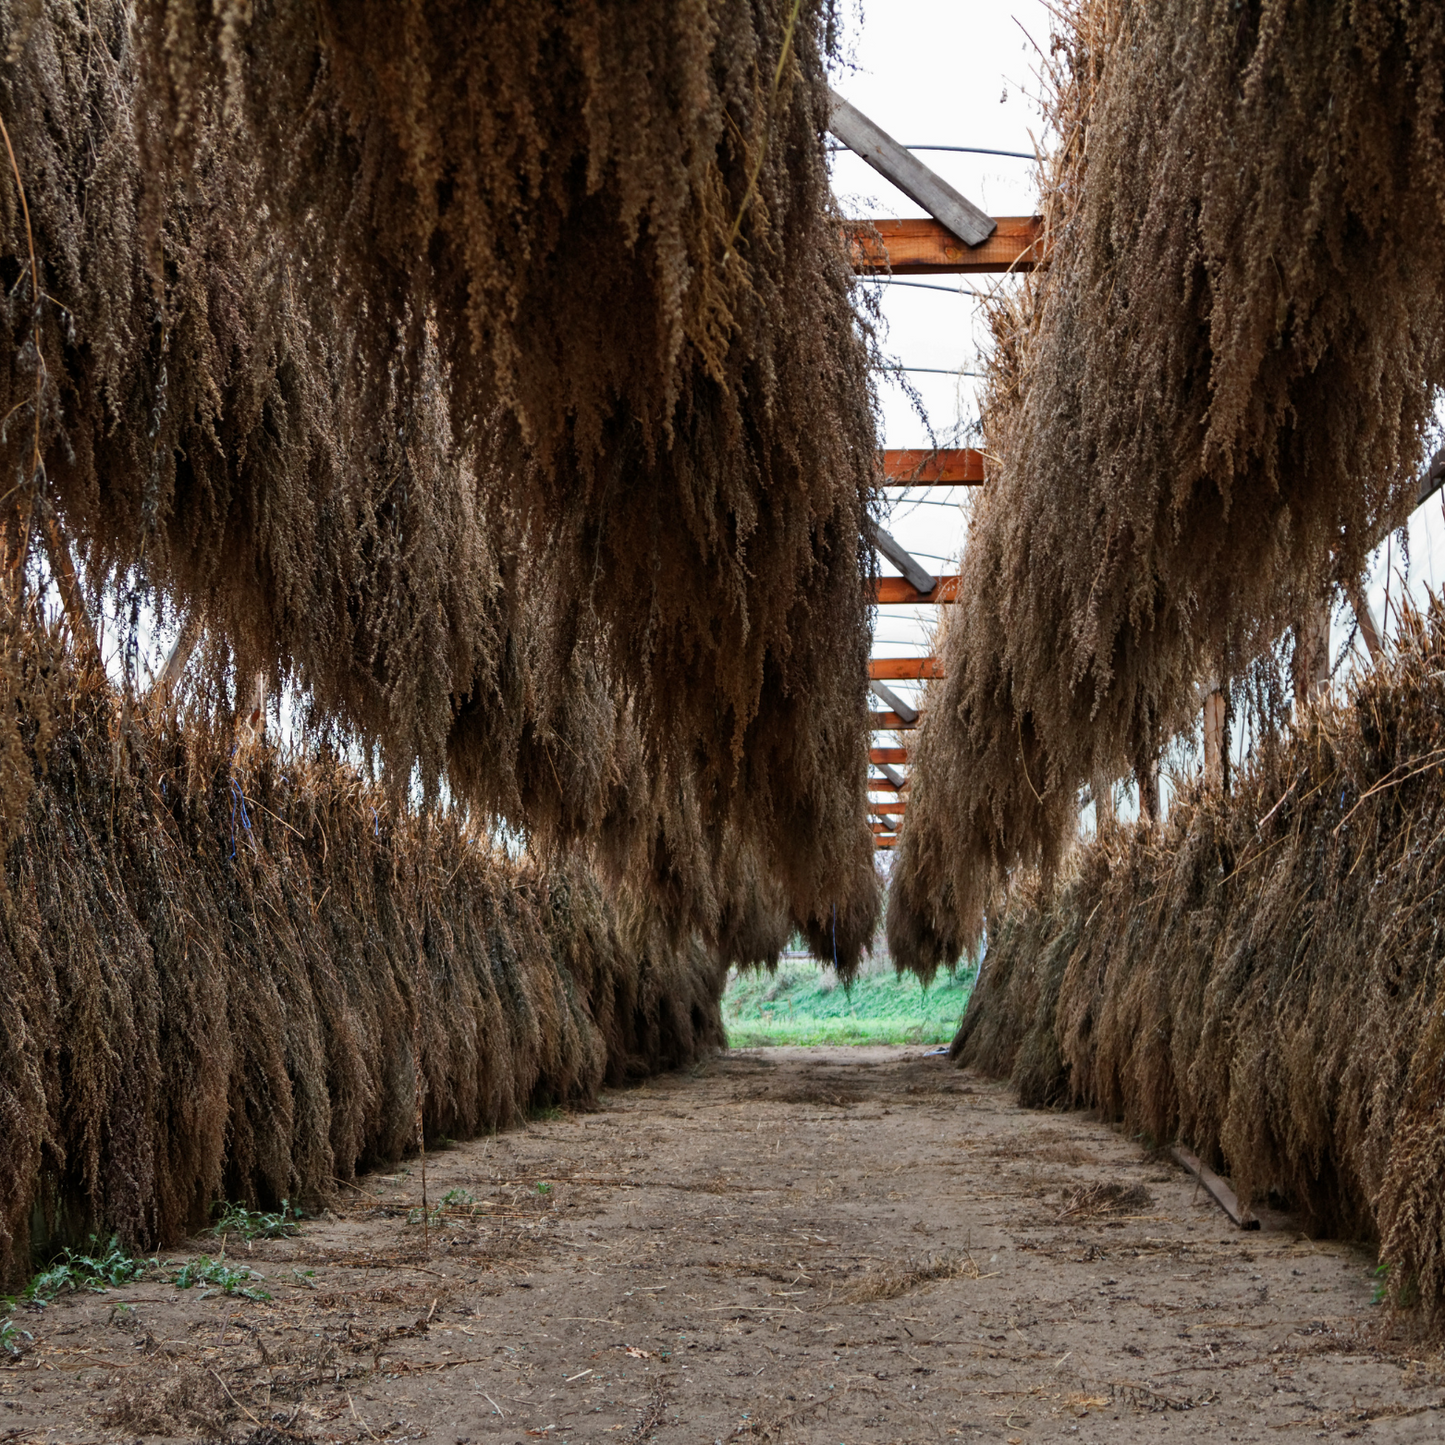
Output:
953,598,1445,1321
0,0,880,943
0,622,727,1295
890,0,1445,972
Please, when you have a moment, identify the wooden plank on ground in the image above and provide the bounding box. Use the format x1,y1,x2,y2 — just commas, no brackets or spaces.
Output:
827,91,995,247
847,216,1043,275
882,448,986,485
869,657,942,681
876,575,959,605
1171,1146,1260,1230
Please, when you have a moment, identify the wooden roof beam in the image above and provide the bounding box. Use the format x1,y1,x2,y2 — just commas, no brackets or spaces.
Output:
870,746,909,764
869,657,942,681
875,575,959,604
848,216,1043,275
870,710,919,731
882,448,986,485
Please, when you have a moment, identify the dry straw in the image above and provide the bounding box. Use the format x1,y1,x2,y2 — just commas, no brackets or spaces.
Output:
0,618,727,1295
889,0,1445,974
0,0,880,947
954,597,1445,1322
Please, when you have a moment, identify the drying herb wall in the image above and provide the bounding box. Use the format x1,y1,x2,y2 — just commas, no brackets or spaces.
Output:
889,0,1445,973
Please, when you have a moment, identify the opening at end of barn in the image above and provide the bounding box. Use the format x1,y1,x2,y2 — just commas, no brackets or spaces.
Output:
2,0,1444,1439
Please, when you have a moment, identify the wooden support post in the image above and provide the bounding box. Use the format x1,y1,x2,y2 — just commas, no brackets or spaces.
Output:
40,513,102,673
1292,596,1331,704
241,671,267,742
1137,757,1160,825
1346,582,1383,662
151,615,200,699
1091,773,1115,828
1203,679,1226,789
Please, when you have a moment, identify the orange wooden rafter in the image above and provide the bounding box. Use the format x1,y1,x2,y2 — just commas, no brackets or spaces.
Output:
848,216,1043,276
869,657,941,681
875,576,959,605
881,448,985,485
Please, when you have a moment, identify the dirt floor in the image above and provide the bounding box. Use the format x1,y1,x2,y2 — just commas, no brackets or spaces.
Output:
4,1046,1442,1444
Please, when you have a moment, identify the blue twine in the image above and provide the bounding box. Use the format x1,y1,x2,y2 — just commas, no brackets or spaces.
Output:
229,778,253,860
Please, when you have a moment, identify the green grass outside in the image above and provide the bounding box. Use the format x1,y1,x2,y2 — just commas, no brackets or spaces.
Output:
721,954,976,1048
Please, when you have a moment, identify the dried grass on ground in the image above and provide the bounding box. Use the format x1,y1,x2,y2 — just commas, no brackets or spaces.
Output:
953,599,1445,1322
0,623,725,1296
890,0,1445,974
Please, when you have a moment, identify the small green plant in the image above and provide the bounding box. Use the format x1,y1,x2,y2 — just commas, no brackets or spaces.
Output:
1372,1261,1421,1309
26,1236,145,1303
2,1303,31,1358
171,1257,271,1301
440,1188,475,1209
1372,1262,1391,1305
535,1182,552,1196
211,1199,302,1241
528,1103,564,1122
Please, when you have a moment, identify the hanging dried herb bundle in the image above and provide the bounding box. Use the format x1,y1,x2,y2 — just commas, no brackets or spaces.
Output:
890,0,1445,973
0,0,880,938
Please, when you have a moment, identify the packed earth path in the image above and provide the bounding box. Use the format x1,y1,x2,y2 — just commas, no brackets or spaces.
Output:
6,1046,1442,1444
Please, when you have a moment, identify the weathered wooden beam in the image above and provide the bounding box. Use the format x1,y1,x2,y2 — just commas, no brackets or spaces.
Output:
872,761,907,789
1171,1146,1259,1230
848,216,1043,275
868,679,918,725
870,801,907,817
869,657,942,681
870,746,909,765
870,777,907,794
828,91,995,247
868,520,935,595
869,710,920,731
1418,444,1445,507
882,448,986,485
151,615,200,699
1202,681,1225,789
875,575,960,605
870,820,900,835
41,514,102,673
873,837,898,850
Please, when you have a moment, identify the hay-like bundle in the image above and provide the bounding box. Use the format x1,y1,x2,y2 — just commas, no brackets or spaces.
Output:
0,0,879,939
953,597,1445,1321
0,618,726,1295
890,0,1445,971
